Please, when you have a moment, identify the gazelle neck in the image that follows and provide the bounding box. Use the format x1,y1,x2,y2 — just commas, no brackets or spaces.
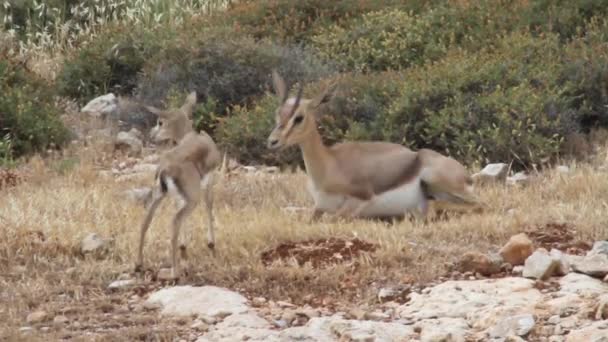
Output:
298,127,331,184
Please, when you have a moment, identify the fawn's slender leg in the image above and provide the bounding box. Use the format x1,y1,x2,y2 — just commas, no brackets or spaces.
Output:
136,188,165,272
202,172,216,250
170,200,197,279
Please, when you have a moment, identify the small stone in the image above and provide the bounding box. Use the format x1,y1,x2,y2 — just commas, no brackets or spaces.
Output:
277,301,295,308
571,253,608,278
458,251,502,276
19,327,33,334
53,315,68,325
273,319,288,329
80,233,108,254
252,297,267,306
604,274,608,282
595,296,608,320
108,279,136,290
378,286,410,302
547,315,560,325
348,308,366,320
81,93,118,117
507,172,530,186
199,315,217,325
26,311,48,324
157,268,177,281
242,166,257,173
500,233,535,266
489,314,535,337
115,131,143,155
588,241,608,257
523,249,559,280
40,327,50,332
364,311,390,321
556,165,570,174
190,320,209,332
513,265,524,274
473,163,509,184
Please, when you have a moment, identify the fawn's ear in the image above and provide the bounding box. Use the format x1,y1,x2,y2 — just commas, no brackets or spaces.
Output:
145,105,163,116
272,70,288,104
180,91,197,118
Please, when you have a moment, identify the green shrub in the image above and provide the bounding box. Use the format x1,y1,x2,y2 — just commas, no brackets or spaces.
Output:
385,32,571,167
136,29,334,120
521,0,608,39
57,23,180,103
221,0,432,44
311,1,524,72
216,94,300,166
0,58,70,159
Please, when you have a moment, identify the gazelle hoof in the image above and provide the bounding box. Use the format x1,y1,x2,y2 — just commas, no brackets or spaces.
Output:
207,242,215,250
134,263,143,273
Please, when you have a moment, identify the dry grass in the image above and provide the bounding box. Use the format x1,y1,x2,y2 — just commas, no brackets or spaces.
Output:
1,146,608,339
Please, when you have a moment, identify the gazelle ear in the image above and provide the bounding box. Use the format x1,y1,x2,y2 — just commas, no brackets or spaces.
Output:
311,81,338,109
181,91,197,118
145,105,163,116
272,70,288,104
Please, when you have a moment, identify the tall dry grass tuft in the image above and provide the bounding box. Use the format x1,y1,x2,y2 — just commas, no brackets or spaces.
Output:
2,144,608,336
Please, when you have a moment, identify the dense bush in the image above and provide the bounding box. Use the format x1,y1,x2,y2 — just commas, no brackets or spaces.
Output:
0,54,70,161
57,25,174,103
136,28,334,118
221,0,434,44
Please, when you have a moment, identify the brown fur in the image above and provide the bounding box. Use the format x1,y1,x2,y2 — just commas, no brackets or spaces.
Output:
267,72,480,221
137,92,220,279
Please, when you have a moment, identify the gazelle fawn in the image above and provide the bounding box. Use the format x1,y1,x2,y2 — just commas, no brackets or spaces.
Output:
136,92,220,279
267,71,479,222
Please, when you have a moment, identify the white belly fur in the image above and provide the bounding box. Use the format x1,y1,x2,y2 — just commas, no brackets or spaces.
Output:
307,178,426,217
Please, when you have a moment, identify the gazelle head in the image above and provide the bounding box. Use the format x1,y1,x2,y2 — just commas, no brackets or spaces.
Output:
146,91,197,145
267,71,337,150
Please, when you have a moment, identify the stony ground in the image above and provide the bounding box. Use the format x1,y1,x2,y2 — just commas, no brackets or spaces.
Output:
1,139,608,341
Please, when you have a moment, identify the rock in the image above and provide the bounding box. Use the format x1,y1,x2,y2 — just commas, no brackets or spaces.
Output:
472,163,509,184
115,130,143,155
242,166,257,173
399,277,542,331
252,297,267,306
26,311,48,324
108,279,136,290
80,233,108,254
559,273,608,297
550,249,570,276
378,286,410,303
588,241,608,257
264,166,280,173
523,249,559,280
565,321,608,341
500,233,534,266
604,274,608,282
280,316,417,342
595,295,608,320
488,314,535,338
416,317,469,342
123,187,152,206
512,265,524,275
191,320,209,332
556,165,570,174
364,311,390,321
145,286,249,317
198,312,276,342
53,315,68,325
547,315,561,325
81,93,118,118
507,172,530,186
277,301,296,308
571,253,608,278
458,252,502,276
19,327,33,334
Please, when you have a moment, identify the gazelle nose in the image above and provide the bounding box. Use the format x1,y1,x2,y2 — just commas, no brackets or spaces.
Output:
268,139,279,149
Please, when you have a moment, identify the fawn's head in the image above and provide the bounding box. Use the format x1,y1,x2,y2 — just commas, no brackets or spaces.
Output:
267,71,337,150
146,92,197,145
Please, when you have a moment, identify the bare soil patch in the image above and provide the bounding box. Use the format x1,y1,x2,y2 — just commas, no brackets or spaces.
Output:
525,222,592,255
261,238,377,268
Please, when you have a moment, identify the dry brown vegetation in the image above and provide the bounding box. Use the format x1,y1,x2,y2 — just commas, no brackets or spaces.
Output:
1,140,608,340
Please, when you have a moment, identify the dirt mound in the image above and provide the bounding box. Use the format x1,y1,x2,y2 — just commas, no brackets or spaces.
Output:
261,238,377,268
525,222,591,255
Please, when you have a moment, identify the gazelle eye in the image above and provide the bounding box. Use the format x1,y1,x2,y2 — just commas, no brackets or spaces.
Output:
293,116,304,125
158,120,163,126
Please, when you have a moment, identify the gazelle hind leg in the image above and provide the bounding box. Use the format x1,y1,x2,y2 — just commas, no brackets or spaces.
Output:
170,199,197,279
136,187,165,272
202,172,216,250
